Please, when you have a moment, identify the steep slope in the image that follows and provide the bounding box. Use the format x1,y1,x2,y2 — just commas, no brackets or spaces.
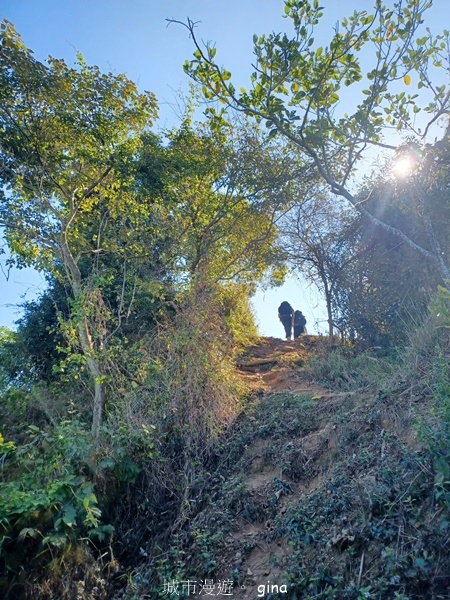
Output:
175,336,448,599
127,335,449,599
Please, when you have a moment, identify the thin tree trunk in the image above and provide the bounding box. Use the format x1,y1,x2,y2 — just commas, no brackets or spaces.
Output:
325,295,334,339
322,277,334,338
60,237,107,440
89,356,107,438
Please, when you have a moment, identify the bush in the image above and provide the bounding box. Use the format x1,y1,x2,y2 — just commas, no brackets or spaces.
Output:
0,420,114,599
305,341,398,390
104,282,252,584
411,286,450,515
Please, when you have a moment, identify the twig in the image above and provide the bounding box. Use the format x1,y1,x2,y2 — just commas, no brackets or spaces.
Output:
357,551,365,588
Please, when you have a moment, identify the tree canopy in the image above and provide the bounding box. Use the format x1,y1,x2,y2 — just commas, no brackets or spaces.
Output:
0,20,292,436
178,0,450,283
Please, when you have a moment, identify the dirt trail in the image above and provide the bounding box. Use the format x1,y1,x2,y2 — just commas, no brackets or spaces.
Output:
236,336,331,397
215,335,423,600
228,336,350,598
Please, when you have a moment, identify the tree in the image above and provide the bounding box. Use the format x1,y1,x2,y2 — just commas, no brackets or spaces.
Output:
136,119,308,290
176,0,450,284
0,21,157,438
158,122,286,285
2,284,69,384
279,191,359,338
332,161,446,346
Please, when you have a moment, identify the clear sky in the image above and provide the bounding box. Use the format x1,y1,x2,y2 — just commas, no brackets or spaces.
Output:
0,0,447,337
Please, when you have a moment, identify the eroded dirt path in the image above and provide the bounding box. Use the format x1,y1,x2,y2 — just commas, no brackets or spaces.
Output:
229,337,350,598
216,336,422,600
236,336,329,396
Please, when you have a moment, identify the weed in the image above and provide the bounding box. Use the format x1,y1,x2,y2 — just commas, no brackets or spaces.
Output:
306,344,398,391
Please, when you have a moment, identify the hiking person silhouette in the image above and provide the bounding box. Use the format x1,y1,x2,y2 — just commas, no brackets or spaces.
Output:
293,310,307,338
278,301,294,340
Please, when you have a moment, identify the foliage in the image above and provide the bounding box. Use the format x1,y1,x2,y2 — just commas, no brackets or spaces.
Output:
290,149,448,346
126,281,247,462
0,19,157,271
305,341,399,390
0,327,15,389
218,283,259,348
0,19,158,437
136,121,291,287
411,286,450,515
0,284,71,387
333,134,450,345
96,280,254,587
0,21,282,439
179,0,450,282
0,419,115,597
331,178,441,347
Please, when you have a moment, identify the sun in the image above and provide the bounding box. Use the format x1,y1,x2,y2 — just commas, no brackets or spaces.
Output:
392,156,414,178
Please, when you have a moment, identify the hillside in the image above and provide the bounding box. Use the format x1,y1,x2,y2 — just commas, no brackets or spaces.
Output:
127,335,450,599
2,332,450,600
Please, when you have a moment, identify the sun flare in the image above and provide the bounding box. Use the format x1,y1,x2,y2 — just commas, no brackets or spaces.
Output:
392,156,414,178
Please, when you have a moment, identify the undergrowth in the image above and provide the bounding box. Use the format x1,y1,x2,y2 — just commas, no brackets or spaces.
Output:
118,289,450,599
304,341,400,392
0,282,255,599
2,287,450,599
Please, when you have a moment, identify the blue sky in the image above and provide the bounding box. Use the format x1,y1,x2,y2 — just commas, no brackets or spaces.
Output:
0,0,447,337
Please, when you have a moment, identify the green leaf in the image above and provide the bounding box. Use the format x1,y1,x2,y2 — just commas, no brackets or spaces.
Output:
62,504,77,527
329,92,339,104
18,527,38,540
414,557,428,569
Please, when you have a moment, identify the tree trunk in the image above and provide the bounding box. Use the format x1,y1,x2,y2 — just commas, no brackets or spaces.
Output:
89,356,107,438
78,320,107,440
60,238,107,441
322,278,334,339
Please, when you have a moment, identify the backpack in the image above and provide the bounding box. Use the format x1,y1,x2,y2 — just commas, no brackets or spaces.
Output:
294,311,306,326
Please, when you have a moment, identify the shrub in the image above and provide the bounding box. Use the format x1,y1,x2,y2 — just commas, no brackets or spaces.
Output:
0,420,114,598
